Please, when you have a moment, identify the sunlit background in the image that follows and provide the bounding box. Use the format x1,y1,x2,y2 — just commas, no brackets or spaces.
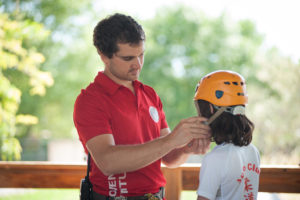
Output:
0,0,299,199
97,0,300,62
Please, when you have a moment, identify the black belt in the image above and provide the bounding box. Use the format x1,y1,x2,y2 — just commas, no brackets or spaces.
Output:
93,187,165,200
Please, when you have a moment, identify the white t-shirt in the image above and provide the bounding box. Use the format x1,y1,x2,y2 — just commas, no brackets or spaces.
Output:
197,143,260,200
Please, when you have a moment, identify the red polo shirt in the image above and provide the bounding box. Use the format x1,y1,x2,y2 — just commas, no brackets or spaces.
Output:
73,71,168,196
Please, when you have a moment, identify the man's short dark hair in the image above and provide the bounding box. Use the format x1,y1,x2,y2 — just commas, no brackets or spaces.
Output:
196,100,254,146
93,13,145,58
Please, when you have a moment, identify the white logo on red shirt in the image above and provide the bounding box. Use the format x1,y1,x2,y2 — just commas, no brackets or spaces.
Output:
108,172,128,196
149,106,159,123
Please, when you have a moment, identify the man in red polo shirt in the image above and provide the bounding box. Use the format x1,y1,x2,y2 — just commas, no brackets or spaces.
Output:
73,13,211,200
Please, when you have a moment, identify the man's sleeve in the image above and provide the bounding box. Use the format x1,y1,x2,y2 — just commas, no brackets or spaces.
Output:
73,94,112,145
157,95,168,130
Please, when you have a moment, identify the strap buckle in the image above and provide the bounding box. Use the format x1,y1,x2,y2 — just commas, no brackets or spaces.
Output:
145,193,160,200
113,197,127,200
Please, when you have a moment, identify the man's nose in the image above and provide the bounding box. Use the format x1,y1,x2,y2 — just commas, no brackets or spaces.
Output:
132,57,142,68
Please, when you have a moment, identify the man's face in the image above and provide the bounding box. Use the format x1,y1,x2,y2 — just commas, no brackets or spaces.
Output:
105,41,145,83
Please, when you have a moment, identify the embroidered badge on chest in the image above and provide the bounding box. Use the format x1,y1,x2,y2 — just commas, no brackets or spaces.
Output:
149,106,159,123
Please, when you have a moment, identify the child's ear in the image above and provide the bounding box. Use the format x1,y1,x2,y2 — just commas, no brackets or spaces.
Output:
194,101,201,116
209,103,214,114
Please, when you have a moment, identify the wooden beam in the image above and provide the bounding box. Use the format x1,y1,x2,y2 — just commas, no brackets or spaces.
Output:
259,165,300,193
0,162,299,194
0,162,85,188
180,164,300,193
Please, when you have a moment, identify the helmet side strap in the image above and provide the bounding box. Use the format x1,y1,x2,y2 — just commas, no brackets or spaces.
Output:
205,106,227,125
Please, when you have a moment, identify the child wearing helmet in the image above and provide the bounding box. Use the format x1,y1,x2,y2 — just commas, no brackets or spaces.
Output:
194,70,260,200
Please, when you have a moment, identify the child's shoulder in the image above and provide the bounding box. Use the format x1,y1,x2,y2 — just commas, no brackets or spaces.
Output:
212,143,235,152
204,143,233,160
206,143,252,158
206,143,259,160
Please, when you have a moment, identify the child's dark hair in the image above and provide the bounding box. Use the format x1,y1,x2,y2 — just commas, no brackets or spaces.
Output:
197,100,254,146
93,13,145,58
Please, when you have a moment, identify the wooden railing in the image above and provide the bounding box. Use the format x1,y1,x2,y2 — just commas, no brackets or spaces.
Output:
0,162,299,200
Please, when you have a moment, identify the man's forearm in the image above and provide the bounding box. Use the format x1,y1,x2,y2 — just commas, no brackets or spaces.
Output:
162,138,211,168
161,147,189,168
87,117,209,176
89,134,176,176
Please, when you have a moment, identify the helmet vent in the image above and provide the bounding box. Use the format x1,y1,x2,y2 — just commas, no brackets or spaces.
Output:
215,90,224,99
241,82,244,85
237,92,245,96
224,81,230,85
233,82,238,85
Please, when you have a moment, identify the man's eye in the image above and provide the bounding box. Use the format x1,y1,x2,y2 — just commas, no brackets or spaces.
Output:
123,57,133,61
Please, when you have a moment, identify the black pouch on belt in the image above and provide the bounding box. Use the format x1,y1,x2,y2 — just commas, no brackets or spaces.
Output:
80,153,93,200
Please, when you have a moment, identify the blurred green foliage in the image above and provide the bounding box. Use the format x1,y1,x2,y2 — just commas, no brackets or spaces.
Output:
142,6,264,129
0,2,299,163
247,49,300,163
0,12,52,160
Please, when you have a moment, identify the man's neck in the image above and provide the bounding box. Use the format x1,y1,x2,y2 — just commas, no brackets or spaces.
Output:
103,70,135,94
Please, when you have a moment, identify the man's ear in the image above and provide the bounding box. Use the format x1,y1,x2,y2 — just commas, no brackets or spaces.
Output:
98,50,109,65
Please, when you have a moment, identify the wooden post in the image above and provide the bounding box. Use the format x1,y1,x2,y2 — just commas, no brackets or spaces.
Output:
162,167,182,200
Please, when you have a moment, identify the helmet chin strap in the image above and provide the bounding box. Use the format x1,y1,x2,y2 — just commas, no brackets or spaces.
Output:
194,101,227,125
206,105,245,125
194,102,245,125
213,105,245,115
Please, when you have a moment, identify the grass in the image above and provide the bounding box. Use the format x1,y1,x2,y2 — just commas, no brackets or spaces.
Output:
181,191,197,199
0,189,196,200
0,189,79,200
1,189,299,200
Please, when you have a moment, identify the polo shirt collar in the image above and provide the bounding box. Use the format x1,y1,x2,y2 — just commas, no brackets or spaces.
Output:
95,71,144,95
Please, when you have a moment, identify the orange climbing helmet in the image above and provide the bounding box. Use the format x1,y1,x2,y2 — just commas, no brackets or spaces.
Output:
194,70,248,106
